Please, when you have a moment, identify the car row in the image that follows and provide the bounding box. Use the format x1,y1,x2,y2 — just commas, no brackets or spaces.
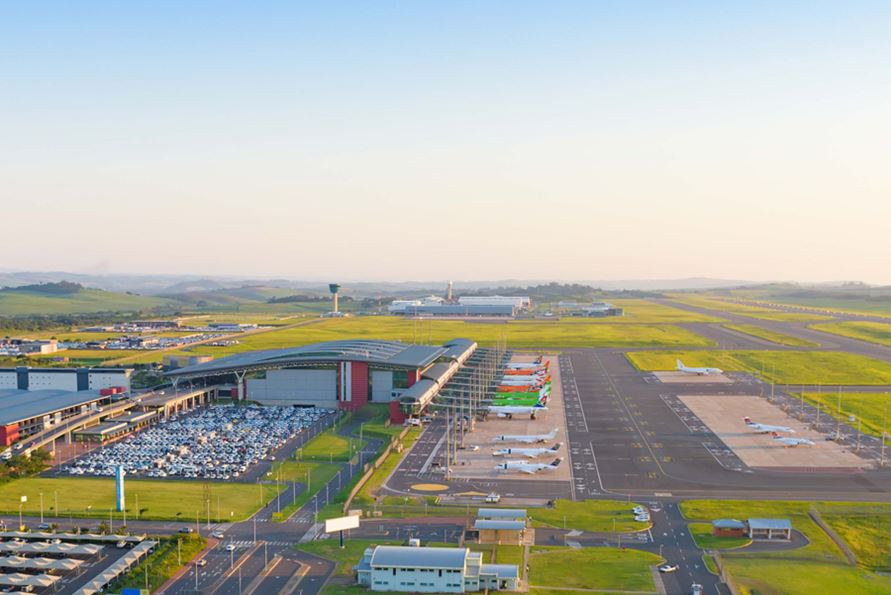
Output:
65,405,332,480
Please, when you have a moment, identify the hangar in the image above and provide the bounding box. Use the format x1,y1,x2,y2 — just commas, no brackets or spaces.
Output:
166,339,476,418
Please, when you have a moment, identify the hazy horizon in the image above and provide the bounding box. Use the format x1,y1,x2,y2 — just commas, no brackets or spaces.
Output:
4,2,890,283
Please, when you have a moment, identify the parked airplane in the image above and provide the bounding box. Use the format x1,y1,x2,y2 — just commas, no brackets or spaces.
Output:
771,432,814,447
488,404,547,419
500,377,549,386
493,429,559,444
493,443,562,458
494,458,563,474
505,359,545,369
745,417,795,434
676,359,723,376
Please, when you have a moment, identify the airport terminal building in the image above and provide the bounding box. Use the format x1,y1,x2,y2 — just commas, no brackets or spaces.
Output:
167,339,476,416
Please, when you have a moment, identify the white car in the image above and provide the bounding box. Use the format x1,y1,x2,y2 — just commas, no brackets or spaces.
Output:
659,564,679,573
211,532,224,539
225,544,236,552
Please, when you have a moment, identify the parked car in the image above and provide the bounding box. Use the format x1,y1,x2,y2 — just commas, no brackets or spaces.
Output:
37,523,50,530
485,492,501,503
691,584,703,595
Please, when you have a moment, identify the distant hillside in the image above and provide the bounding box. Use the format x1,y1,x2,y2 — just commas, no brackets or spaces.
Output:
160,285,306,307
0,282,179,316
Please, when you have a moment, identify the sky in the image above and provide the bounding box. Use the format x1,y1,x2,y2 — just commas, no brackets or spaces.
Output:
2,1,891,284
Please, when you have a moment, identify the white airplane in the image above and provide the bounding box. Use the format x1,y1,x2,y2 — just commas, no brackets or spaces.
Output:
494,458,563,474
745,417,795,434
493,429,559,444
487,405,547,419
771,432,814,447
505,360,544,369
676,359,723,376
500,377,548,386
493,443,562,458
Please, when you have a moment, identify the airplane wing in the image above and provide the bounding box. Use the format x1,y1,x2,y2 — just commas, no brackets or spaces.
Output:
520,469,536,474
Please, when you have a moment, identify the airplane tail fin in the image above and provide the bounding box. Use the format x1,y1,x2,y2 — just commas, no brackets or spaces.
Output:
551,442,562,451
676,359,684,369
548,429,558,439
551,458,563,467
743,417,752,424
771,431,780,438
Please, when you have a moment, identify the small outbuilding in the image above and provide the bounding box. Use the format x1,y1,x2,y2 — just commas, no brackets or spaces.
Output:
711,519,746,538
746,518,792,541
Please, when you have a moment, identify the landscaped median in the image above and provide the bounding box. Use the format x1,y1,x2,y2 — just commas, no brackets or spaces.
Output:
528,498,649,533
112,535,206,593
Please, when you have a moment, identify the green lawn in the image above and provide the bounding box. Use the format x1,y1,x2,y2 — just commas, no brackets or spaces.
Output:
127,317,714,360
798,392,891,438
811,321,891,347
722,324,819,347
626,350,891,385
114,535,206,592
680,500,891,594
298,430,365,462
0,477,281,522
688,522,751,550
527,546,660,592
528,499,646,533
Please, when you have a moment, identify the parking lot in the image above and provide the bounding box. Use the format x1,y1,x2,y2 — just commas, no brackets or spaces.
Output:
64,405,332,480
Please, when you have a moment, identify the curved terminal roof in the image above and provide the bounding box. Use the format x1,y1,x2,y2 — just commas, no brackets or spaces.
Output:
166,340,448,379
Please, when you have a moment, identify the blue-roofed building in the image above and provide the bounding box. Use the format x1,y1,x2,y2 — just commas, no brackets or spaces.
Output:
747,518,792,540
355,545,519,592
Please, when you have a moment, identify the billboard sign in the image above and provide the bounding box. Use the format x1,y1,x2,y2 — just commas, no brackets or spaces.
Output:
325,515,360,533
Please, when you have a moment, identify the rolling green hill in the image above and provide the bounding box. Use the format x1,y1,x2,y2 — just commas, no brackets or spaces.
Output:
0,282,178,316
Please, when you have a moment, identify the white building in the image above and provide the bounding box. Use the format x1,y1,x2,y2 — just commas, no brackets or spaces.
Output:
457,296,531,310
0,367,131,393
388,296,445,313
356,545,519,593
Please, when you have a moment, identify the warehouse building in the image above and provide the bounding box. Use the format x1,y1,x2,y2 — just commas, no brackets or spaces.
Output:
355,545,519,592
166,339,476,418
0,367,131,393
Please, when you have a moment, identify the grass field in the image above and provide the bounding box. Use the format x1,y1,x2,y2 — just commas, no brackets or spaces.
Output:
626,350,891,385
818,502,891,571
681,500,891,594
527,546,660,592
688,522,751,550
797,392,891,438
811,321,891,347
756,296,891,318
527,499,645,533
32,349,144,365
0,287,176,316
668,295,833,322
563,299,726,324
122,317,714,364
298,430,365,462
0,477,281,522
722,324,820,347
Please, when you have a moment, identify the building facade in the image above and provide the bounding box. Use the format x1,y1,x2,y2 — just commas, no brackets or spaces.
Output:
356,546,519,593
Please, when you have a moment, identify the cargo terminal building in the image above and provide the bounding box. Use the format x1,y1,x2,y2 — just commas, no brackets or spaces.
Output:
167,339,476,421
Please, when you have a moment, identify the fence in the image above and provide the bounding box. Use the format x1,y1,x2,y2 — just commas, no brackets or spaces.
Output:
342,426,411,514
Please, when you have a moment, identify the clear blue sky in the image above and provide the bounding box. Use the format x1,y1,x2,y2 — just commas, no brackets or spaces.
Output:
3,2,890,282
